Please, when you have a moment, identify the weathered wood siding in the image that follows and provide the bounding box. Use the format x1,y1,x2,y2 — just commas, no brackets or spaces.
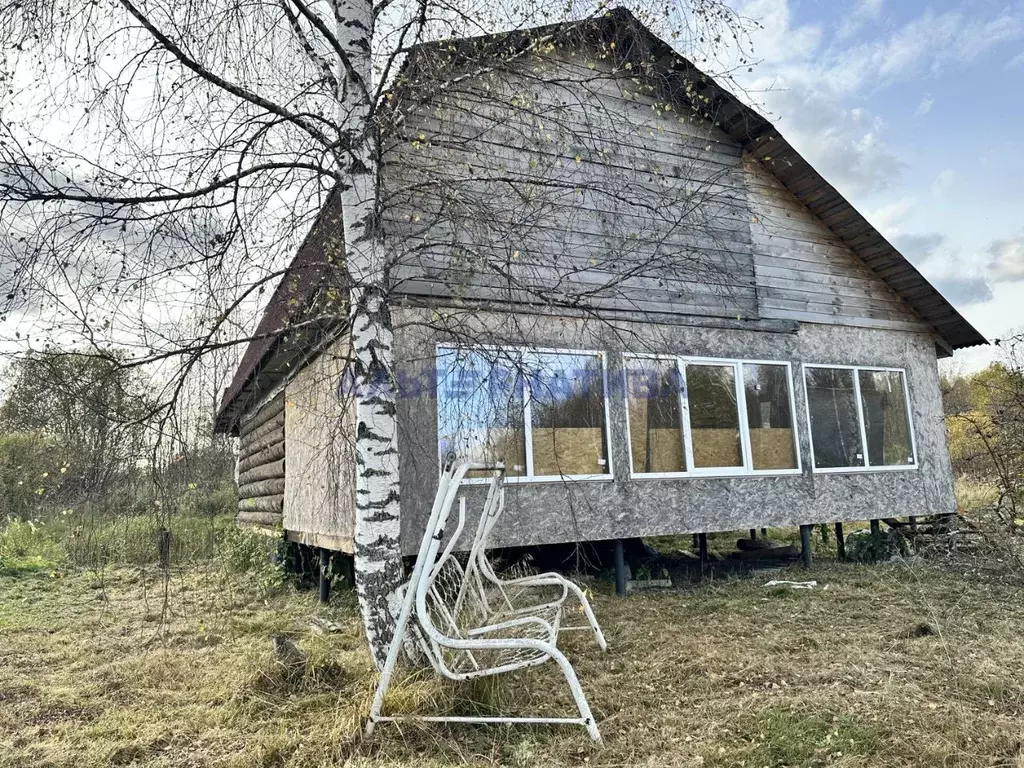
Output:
236,393,285,527
744,155,927,332
384,48,932,337
384,50,759,319
283,339,357,552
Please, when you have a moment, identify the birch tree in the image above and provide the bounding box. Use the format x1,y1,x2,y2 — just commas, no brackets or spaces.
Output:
0,0,752,664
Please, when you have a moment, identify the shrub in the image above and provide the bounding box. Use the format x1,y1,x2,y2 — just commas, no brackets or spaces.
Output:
219,523,286,592
845,528,912,563
0,517,67,573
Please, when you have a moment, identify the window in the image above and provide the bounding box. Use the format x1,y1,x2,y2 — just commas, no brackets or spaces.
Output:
436,345,610,481
743,363,799,470
803,365,916,471
858,369,915,467
687,364,743,469
436,348,526,478
625,358,685,473
625,356,800,477
804,367,862,469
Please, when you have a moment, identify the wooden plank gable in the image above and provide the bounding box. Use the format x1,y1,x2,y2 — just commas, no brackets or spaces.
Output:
383,50,760,320
742,155,929,333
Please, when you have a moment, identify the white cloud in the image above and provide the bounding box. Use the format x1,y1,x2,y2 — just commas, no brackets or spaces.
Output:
823,8,1024,93
933,276,994,305
890,230,1024,310
1008,52,1024,69
837,0,884,42
866,197,914,237
893,232,993,305
931,168,955,196
987,232,1024,282
728,1,1024,207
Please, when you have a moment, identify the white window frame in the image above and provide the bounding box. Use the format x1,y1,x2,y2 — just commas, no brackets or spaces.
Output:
435,343,614,485
623,354,803,480
802,363,919,474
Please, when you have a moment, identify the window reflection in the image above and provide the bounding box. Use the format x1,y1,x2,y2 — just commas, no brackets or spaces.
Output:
529,353,609,476
686,364,743,469
625,358,685,473
805,367,864,469
436,347,609,479
436,348,526,476
859,370,914,466
742,363,798,470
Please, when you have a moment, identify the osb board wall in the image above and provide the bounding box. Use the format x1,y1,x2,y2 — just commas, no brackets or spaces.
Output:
236,393,286,528
747,429,798,470
393,306,955,554
283,338,356,552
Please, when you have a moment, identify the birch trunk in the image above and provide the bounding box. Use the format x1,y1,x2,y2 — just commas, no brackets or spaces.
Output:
334,0,403,668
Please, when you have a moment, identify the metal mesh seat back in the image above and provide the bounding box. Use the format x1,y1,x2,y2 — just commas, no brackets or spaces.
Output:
423,548,553,675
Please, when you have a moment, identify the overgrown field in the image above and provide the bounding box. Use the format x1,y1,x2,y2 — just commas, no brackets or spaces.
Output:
2,549,1023,767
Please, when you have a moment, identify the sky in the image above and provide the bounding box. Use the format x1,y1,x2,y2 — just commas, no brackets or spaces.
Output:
725,0,1024,370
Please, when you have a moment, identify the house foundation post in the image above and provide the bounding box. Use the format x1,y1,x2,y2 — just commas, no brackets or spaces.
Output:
318,548,332,604
613,539,627,597
749,528,757,541
800,525,813,569
697,533,709,569
835,522,846,560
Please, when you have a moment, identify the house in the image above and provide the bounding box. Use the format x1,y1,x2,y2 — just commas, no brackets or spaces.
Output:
213,10,985,564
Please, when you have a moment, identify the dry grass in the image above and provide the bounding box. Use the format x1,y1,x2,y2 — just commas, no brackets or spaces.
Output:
2,557,1024,767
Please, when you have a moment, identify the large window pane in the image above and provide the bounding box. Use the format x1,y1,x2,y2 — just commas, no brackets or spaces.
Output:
625,358,686,473
859,370,914,466
743,363,798,470
436,348,526,476
805,367,864,469
529,353,609,477
686,364,742,468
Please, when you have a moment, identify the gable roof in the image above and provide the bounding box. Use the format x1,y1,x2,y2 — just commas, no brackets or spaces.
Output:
213,199,346,434
215,8,985,432
399,8,986,349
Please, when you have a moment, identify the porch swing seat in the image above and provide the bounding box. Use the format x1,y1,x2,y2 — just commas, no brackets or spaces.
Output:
365,459,607,742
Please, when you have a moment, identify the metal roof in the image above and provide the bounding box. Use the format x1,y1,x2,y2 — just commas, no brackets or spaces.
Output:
213,199,346,434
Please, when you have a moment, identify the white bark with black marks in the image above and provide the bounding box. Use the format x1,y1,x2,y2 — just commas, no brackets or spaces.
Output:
333,0,403,668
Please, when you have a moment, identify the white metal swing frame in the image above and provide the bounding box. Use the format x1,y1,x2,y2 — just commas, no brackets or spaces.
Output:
365,460,606,743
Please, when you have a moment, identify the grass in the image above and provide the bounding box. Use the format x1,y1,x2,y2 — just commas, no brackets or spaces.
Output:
956,477,1002,513
0,512,238,574
2,554,1024,767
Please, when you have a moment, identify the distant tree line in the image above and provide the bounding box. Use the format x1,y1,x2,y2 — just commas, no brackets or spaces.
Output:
0,351,235,524
942,334,1024,528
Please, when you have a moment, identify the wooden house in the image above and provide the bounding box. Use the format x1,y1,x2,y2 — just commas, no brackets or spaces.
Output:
213,10,985,561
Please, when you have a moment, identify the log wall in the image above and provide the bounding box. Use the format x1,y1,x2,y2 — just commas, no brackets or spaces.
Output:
236,393,286,528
